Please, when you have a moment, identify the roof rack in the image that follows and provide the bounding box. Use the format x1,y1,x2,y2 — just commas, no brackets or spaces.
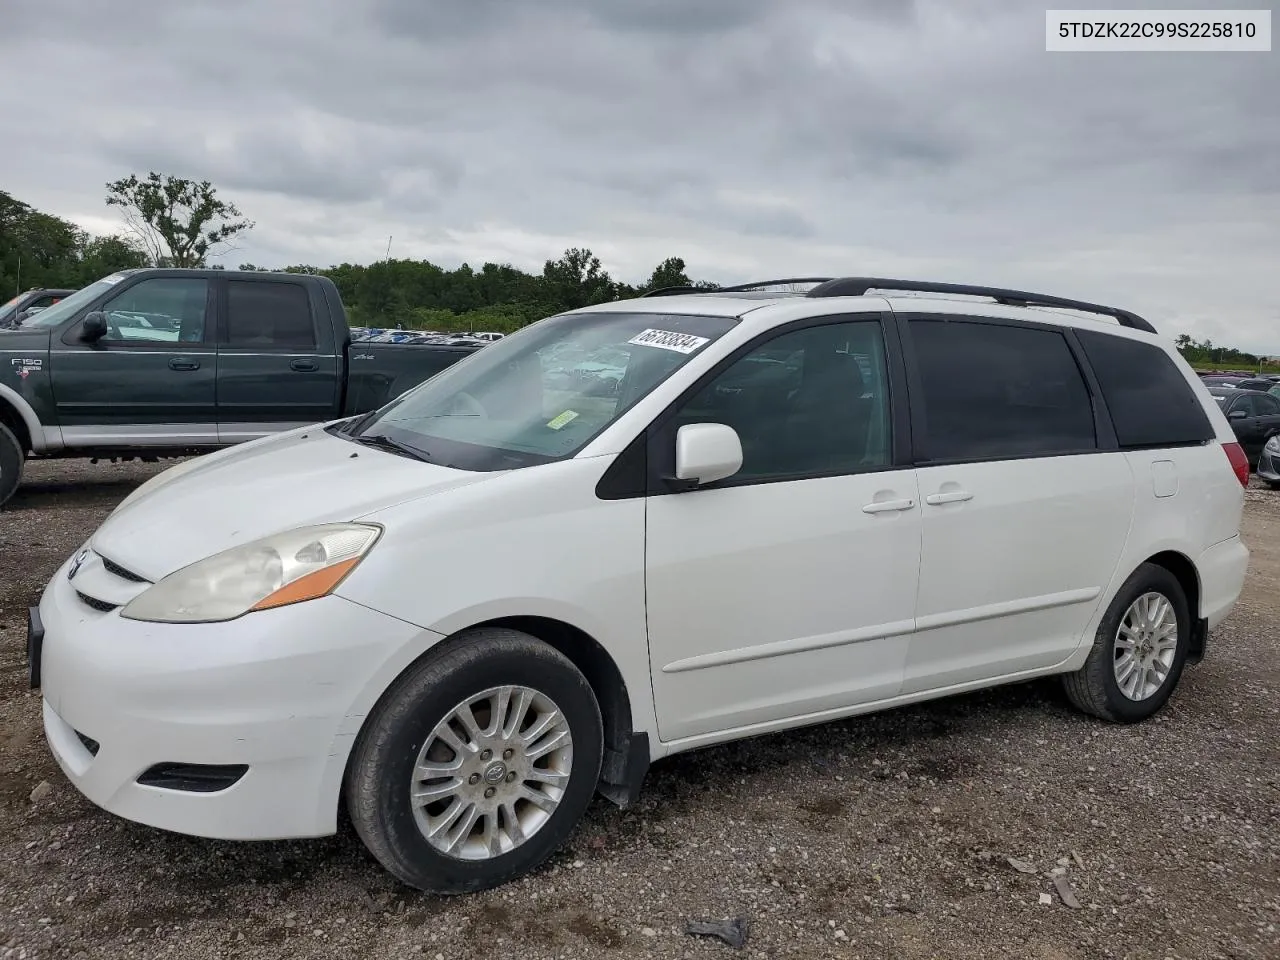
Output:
641,277,833,298
804,277,1157,334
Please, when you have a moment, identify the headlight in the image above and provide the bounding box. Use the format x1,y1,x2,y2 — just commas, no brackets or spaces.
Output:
1266,435,1280,453
120,523,381,623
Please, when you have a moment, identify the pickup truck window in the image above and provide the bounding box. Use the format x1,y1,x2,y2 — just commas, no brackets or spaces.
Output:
100,278,208,343
349,310,737,471
225,280,317,349
21,275,127,329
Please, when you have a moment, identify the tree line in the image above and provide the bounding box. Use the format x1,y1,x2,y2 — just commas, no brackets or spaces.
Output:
3,173,1274,363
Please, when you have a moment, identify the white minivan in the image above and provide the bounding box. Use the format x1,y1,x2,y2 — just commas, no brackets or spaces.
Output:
29,277,1250,893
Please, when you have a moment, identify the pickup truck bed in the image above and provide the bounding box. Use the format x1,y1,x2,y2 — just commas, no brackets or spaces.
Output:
0,268,482,506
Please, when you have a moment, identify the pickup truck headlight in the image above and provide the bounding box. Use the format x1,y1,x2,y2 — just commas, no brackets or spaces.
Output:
120,524,381,623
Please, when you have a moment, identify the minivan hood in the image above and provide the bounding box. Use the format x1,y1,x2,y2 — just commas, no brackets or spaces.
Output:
91,427,489,581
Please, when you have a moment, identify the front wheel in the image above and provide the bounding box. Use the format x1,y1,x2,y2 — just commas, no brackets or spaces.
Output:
1062,563,1191,723
0,422,25,509
345,628,602,893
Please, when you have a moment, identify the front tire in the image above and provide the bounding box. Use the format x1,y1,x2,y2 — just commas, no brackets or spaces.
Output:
345,628,602,893
1062,563,1191,723
0,423,25,509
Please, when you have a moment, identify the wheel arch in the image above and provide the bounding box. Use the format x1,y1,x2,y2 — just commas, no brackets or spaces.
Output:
339,614,649,822
0,388,38,453
473,615,649,808
1141,550,1206,663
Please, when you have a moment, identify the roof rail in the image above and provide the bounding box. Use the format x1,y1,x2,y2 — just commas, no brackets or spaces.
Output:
805,277,1157,334
640,277,833,298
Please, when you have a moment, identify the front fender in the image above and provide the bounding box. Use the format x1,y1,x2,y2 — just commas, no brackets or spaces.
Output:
0,381,59,452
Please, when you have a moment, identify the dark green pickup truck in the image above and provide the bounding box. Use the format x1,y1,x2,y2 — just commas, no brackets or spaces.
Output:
0,268,481,506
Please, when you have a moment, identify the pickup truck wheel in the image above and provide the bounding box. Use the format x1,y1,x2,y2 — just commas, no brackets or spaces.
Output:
1062,563,1190,723
0,423,25,509
345,628,602,893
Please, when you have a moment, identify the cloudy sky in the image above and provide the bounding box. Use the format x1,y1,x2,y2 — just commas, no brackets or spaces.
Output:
3,0,1277,351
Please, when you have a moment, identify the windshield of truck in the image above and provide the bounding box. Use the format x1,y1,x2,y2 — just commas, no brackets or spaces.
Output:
346,310,737,470
20,275,126,329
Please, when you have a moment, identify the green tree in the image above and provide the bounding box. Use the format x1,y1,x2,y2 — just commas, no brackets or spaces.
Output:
541,247,616,312
105,172,254,267
643,256,692,292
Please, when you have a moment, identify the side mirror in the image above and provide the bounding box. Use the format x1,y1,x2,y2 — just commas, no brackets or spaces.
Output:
1229,409,1248,420
673,422,743,487
81,311,108,342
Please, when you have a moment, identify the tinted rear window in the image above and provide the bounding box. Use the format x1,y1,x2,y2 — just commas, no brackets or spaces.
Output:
1076,331,1214,449
226,281,316,349
909,319,1096,461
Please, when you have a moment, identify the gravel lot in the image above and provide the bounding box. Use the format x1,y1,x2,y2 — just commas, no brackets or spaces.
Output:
2,459,1278,960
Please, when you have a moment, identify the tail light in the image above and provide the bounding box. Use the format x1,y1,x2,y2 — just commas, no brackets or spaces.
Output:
1223,442,1250,487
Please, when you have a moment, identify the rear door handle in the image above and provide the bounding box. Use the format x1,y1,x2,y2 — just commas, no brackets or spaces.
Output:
925,490,973,505
168,357,200,371
290,359,318,372
862,498,916,514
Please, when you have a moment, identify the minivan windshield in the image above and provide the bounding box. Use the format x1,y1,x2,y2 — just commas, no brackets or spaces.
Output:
346,310,737,471
20,275,126,329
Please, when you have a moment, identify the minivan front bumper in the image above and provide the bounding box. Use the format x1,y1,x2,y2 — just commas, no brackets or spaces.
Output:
36,559,423,840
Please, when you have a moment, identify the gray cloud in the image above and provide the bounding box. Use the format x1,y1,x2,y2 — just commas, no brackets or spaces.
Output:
1,0,1276,352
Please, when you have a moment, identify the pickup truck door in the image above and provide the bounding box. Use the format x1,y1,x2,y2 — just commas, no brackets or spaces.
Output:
215,277,342,443
51,276,218,445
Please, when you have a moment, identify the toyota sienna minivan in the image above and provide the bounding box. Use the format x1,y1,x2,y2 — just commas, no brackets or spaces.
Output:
29,276,1249,893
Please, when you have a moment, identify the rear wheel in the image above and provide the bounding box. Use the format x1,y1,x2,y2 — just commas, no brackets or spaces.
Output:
0,423,25,509
345,628,602,893
1062,563,1191,723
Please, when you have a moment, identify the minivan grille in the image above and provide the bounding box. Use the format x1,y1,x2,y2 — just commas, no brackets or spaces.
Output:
101,556,147,583
75,592,118,613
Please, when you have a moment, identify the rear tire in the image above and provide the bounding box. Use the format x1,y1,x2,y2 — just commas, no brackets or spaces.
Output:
1062,563,1190,723
0,423,25,509
345,628,602,893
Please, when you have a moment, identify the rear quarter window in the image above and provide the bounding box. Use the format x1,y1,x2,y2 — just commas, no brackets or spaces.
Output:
1075,330,1215,449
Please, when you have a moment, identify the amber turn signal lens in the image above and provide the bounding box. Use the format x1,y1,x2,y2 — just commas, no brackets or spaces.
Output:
251,557,361,611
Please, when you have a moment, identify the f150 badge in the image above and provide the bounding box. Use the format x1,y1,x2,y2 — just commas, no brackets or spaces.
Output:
10,358,42,379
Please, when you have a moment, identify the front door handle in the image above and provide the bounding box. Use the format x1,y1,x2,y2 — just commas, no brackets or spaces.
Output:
168,357,200,371
925,490,974,505
290,359,319,372
862,498,916,514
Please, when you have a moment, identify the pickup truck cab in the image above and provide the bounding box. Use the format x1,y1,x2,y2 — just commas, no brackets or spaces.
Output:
0,268,481,506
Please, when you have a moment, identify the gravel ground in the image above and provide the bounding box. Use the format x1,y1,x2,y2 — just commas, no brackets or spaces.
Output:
2,459,1278,960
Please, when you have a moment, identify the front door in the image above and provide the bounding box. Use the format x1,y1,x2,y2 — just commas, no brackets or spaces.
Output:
645,316,921,743
901,316,1132,694
50,276,218,446
216,277,341,442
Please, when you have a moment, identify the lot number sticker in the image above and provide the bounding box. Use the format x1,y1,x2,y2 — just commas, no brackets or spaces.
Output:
546,410,579,430
628,328,710,354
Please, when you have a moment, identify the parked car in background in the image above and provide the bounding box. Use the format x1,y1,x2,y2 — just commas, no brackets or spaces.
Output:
1200,375,1248,390
30,275,1249,894
1231,378,1280,393
0,268,485,507
0,288,76,329
1209,388,1280,467
1257,435,1280,489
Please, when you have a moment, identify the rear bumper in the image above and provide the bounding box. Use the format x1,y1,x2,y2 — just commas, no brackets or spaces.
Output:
1198,535,1249,633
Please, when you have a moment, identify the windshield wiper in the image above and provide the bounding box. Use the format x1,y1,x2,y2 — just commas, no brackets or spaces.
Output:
347,432,434,462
